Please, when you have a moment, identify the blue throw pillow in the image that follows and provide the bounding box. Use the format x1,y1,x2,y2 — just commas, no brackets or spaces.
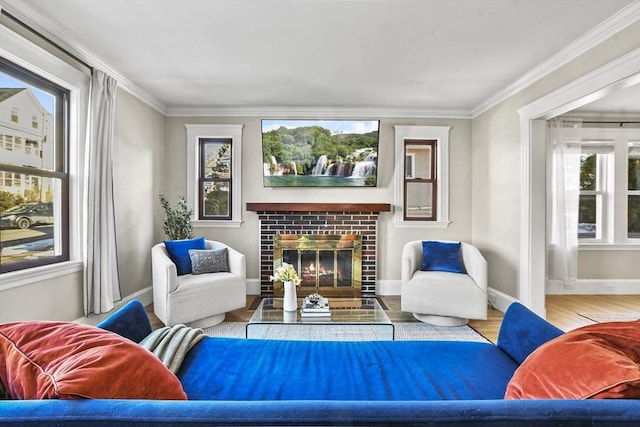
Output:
164,237,206,275
421,240,466,274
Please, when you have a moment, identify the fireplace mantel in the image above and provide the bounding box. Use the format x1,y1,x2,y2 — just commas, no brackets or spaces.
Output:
246,202,391,213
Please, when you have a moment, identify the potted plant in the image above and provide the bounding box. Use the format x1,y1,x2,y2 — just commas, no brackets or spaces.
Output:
158,193,193,240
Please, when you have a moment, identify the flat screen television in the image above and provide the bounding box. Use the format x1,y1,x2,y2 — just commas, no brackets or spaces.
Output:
262,119,380,187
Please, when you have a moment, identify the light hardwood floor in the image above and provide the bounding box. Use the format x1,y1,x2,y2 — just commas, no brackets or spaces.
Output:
147,294,640,344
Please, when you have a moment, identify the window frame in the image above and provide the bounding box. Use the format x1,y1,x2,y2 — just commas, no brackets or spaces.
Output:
186,124,243,228
0,56,70,273
394,125,450,228
578,127,640,248
198,137,232,220
0,22,88,287
403,139,437,221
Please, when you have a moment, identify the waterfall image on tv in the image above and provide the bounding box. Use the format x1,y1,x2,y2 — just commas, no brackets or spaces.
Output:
262,119,380,187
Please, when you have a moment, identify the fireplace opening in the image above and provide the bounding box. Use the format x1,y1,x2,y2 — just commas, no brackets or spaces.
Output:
273,234,362,298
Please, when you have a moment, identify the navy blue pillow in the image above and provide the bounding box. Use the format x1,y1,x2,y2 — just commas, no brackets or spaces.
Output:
421,240,466,274
163,237,206,275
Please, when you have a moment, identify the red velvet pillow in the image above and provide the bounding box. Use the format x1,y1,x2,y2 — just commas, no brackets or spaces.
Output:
0,321,186,400
505,320,640,399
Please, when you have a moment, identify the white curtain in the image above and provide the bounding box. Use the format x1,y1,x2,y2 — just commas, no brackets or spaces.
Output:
547,118,582,285
84,69,121,315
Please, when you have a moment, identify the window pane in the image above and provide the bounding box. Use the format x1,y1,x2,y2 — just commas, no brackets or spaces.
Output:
1,176,63,268
578,194,597,238
203,141,231,179
580,153,597,191
629,151,640,191
202,181,229,217
405,145,433,179
629,195,640,239
405,181,434,219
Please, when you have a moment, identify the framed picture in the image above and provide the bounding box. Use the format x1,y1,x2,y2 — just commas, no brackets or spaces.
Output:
262,119,379,187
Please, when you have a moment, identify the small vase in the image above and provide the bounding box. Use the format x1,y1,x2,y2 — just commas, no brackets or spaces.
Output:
283,281,297,312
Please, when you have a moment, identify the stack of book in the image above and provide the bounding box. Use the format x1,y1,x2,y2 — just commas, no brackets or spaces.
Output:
300,294,330,317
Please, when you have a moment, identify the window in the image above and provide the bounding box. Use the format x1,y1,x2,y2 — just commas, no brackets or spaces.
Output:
403,140,437,221
578,128,640,245
199,138,232,220
186,124,243,227
394,125,450,227
0,58,69,273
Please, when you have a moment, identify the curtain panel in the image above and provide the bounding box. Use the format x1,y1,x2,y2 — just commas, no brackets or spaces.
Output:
547,118,582,285
83,69,121,315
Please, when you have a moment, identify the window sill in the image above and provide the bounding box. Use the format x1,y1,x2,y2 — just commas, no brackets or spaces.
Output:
192,220,243,228
393,220,451,229
579,243,640,251
0,260,83,292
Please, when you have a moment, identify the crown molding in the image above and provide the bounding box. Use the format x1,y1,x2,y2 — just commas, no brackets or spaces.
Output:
165,105,472,119
3,0,637,120
472,0,640,118
0,0,168,115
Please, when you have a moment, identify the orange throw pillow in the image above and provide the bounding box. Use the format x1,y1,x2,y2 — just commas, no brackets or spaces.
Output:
505,320,640,399
0,321,186,400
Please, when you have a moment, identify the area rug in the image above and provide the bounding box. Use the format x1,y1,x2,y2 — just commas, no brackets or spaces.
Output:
202,322,488,342
578,312,640,323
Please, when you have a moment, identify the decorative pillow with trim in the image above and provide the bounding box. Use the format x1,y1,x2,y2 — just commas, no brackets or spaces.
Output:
505,320,640,399
189,248,229,274
0,321,187,400
164,236,206,275
421,240,466,274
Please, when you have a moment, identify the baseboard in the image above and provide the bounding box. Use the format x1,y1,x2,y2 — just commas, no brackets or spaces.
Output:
246,278,261,295
487,288,518,313
546,279,640,295
376,280,401,295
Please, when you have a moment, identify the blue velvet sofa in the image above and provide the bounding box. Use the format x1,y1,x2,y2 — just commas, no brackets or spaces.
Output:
1,300,639,426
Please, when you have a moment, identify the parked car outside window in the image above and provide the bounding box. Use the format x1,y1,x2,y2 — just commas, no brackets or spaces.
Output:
1,202,53,229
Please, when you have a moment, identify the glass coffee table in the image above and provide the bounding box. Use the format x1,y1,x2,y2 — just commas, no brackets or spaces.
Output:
246,297,394,341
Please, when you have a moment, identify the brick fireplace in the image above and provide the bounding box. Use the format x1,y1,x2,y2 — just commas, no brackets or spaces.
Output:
247,203,391,297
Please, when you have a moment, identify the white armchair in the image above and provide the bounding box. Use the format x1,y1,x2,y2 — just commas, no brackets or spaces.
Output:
401,240,487,326
152,240,246,328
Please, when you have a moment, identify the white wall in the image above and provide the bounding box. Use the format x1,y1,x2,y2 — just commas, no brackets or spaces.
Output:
472,21,640,300
113,89,165,298
164,116,474,287
0,87,164,322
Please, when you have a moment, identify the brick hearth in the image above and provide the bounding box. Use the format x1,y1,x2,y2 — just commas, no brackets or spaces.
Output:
247,203,391,296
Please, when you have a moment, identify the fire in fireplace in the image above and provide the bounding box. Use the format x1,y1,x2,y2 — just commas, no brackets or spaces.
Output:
273,234,362,297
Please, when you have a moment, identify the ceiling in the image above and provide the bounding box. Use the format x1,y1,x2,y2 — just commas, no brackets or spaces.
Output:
1,0,638,116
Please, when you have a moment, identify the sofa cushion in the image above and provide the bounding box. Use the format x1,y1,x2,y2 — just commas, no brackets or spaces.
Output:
505,320,640,399
0,321,187,400
178,338,519,400
164,236,206,275
189,248,229,274
421,240,465,274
